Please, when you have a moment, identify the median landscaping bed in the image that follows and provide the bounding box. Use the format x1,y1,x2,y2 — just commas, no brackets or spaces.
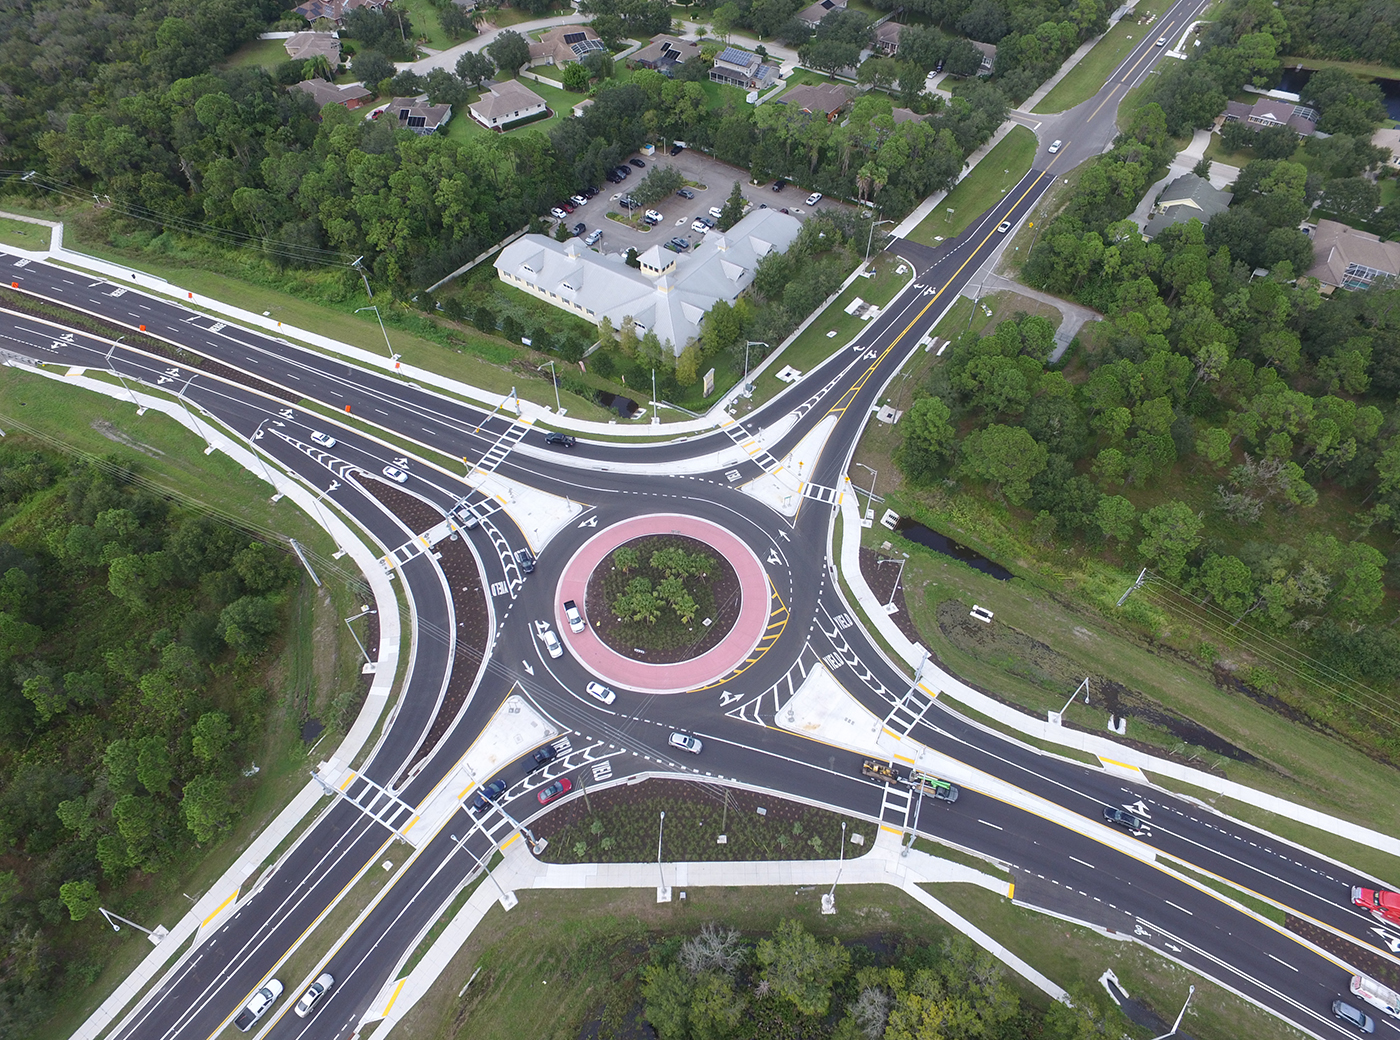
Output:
533,777,876,863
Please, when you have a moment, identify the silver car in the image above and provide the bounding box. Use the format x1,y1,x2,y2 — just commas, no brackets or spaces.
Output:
295,975,334,1018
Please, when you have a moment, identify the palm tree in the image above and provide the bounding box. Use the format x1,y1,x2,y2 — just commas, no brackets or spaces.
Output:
303,55,334,82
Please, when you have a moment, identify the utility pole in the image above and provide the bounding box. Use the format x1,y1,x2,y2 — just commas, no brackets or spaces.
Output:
656,811,670,901
1117,568,1148,607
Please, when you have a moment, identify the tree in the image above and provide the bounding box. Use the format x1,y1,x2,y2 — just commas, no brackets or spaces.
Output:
1322,177,1382,223
1092,495,1136,544
799,39,862,77
719,180,744,231
1195,426,1233,469
1254,123,1300,160
1220,119,1253,152
897,397,956,482
456,50,496,86
1192,157,1212,179
1199,554,1254,614
1136,501,1203,580
218,595,280,656
959,424,1049,505
689,971,747,1039
641,963,693,1040
487,30,530,74
562,61,592,91
756,919,851,1016
613,547,638,572
678,923,745,976
58,880,100,922
181,773,233,843
438,2,475,39
354,50,397,91
303,55,334,82
636,164,686,206
192,711,233,764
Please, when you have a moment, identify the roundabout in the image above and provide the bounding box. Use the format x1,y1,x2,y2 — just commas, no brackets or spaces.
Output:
553,513,770,694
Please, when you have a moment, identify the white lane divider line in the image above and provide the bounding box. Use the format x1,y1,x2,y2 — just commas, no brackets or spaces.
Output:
1267,953,1297,971
978,819,1003,830
1069,856,1096,869
1164,899,1194,916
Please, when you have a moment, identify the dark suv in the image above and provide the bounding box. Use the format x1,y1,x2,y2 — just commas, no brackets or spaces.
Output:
524,745,558,773
470,778,508,813
1103,807,1147,833
514,547,536,574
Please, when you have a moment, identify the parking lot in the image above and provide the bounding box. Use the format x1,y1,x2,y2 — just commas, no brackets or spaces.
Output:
559,147,840,258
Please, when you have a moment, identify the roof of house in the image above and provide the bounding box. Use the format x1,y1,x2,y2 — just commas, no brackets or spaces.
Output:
495,208,803,355
632,33,700,67
715,45,761,70
1246,97,1318,134
388,95,452,129
1142,173,1233,238
1306,218,1400,288
292,0,377,22
529,24,605,64
1373,127,1400,163
284,31,341,64
891,106,921,124
778,82,849,114
971,40,997,64
875,21,905,44
469,79,548,122
290,77,371,110
799,0,847,23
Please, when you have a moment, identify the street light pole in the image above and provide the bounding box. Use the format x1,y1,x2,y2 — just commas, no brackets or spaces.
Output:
853,461,878,518
449,829,517,909
821,820,846,914
104,336,141,410
249,417,282,496
355,305,399,364
1051,677,1089,725
344,606,376,665
542,359,561,413
1151,985,1195,1039
98,907,168,945
743,341,767,397
176,374,210,447
657,810,670,901
866,217,894,262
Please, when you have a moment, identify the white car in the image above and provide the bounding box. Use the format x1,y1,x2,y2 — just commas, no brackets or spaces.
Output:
1156,35,1167,46
708,205,724,219
234,980,283,1032
691,219,710,234
550,207,568,219
295,974,334,1018
585,680,616,705
563,599,584,633
570,194,588,207
669,731,703,754
1047,139,1062,153
996,220,1012,233
805,192,823,206
382,465,408,483
309,430,337,448
585,229,602,246
644,209,664,224
540,628,563,659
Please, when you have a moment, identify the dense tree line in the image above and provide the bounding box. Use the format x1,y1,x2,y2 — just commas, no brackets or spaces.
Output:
0,448,297,1033
641,919,1123,1040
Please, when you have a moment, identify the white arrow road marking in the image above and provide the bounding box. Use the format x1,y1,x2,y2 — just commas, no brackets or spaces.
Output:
579,516,598,527
522,661,534,675
720,690,743,706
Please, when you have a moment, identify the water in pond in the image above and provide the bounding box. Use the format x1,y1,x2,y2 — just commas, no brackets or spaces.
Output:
893,519,1014,580
597,392,637,416
301,717,324,744
1275,65,1400,120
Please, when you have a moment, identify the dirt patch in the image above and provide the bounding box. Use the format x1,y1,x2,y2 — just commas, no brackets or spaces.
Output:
859,546,922,647
535,776,875,864
1288,914,1400,992
90,418,164,456
585,535,740,664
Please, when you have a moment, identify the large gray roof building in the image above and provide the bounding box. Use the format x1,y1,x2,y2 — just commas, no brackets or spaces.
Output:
1142,173,1233,239
495,209,803,355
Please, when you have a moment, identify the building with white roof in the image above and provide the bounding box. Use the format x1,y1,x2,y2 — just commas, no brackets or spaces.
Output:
495,209,803,355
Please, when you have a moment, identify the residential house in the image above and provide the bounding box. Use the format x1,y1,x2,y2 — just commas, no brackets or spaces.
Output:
710,46,780,90
778,82,849,121
1141,174,1233,239
290,78,373,115
469,79,549,129
631,33,700,76
1372,127,1400,170
528,25,606,66
891,107,922,124
1305,218,1400,292
284,31,341,65
971,41,997,70
495,209,803,356
874,21,906,54
798,0,846,29
1223,97,1319,136
292,0,382,26
387,95,452,134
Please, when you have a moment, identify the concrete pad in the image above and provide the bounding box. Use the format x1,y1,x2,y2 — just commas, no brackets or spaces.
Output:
739,414,838,518
776,662,884,753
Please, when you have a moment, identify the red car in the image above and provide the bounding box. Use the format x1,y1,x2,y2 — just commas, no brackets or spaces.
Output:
1353,886,1400,923
537,778,572,804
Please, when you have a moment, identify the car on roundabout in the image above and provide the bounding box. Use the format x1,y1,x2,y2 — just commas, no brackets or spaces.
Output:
515,547,536,574
309,430,337,447
382,465,408,483
538,777,573,804
585,680,616,705
470,778,508,813
540,628,563,658
524,744,558,772
295,975,334,1018
668,731,702,754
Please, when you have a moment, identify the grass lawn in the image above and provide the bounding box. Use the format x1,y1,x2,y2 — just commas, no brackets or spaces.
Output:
396,0,469,53
1278,54,1400,80
780,68,837,89
1033,17,1143,113
701,78,751,111
2,371,376,1040
1201,132,1256,171
904,126,1039,248
223,36,294,70
1382,177,1399,208
0,214,50,249
448,75,579,140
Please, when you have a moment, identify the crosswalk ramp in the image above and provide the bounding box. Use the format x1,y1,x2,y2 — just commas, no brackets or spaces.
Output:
321,768,423,845
720,419,783,474
800,481,840,505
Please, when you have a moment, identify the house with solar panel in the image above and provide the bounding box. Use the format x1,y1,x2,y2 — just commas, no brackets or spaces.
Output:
631,33,701,76
1223,97,1319,136
710,46,781,90
529,25,607,66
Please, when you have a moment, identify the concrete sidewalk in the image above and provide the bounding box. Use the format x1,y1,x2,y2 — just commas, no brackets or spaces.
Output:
363,816,1061,1036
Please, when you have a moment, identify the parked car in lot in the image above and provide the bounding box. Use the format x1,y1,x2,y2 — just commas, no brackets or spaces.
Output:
629,157,646,168
515,547,536,574
524,744,558,772
1103,807,1147,833
585,680,616,704
550,207,567,220
708,206,724,219
295,975,334,1018
570,194,588,207
670,237,690,250
561,200,575,213
1048,139,1062,153
572,222,586,236
805,192,823,206
670,144,685,155
644,209,664,224
692,219,710,234
677,187,695,199
310,430,337,447
545,431,576,447
382,465,408,483
772,178,786,191
540,627,562,658
585,229,603,246
582,185,599,198
669,731,703,754
235,981,283,1032
470,778,507,813
619,195,639,209
537,777,572,804
606,169,625,183
1333,1000,1376,1034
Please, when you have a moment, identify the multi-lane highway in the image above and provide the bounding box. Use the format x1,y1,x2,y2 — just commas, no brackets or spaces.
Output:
3,21,1397,1034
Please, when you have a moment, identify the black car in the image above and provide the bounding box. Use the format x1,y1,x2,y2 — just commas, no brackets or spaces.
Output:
545,432,576,448
935,59,945,72
524,745,559,773
571,222,586,236
670,144,684,155
515,547,536,574
582,185,599,198
605,169,624,183
1103,807,1147,833
470,778,508,813
670,237,690,250
677,187,696,199
629,157,646,168
772,178,786,191
613,165,631,178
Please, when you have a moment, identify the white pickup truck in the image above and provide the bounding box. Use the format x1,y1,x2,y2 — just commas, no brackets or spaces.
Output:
234,979,283,1031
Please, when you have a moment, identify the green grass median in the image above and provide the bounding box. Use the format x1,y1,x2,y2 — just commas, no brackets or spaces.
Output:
905,127,1039,248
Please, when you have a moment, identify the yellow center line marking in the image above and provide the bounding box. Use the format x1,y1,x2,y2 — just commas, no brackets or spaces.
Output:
1120,22,1172,84
1084,82,1121,123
